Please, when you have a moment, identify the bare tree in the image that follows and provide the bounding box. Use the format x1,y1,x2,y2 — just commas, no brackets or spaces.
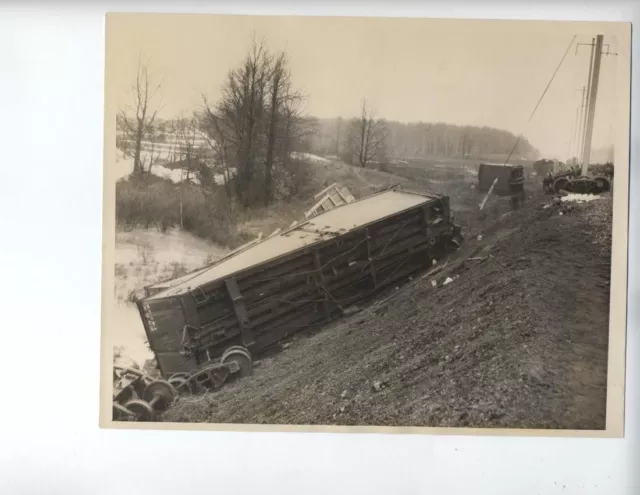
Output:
277,98,316,197
171,114,200,228
263,52,307,204
201,36,309,207
117,56,162,177
347,99,388,168
143,133,162,177
334,117,343,157
263,53,285,204
200,103,234,200
171,114,199,182
212,38,272,207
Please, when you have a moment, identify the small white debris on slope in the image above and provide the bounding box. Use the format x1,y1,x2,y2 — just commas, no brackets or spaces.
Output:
560,193,601,203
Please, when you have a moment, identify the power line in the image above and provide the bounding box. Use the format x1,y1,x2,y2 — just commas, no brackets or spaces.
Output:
503,34,577,165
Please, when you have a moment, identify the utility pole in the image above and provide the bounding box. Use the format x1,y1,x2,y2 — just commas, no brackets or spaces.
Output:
576,38,596,169
577,86,586,162
570,86,586,163
576,35,617,175
580,35,603,175
570,106,579,162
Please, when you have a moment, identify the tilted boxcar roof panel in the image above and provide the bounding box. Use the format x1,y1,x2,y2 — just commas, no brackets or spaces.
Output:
147,189,435,299
146,264,211,292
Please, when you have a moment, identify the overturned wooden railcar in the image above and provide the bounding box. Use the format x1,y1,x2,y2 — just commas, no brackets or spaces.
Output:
137,186,463,378
478,163,525,196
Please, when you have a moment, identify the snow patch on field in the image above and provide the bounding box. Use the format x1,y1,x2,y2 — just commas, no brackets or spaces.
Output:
154,165,202,184
112,228,228,366
291,152,332,164
115,155,233,185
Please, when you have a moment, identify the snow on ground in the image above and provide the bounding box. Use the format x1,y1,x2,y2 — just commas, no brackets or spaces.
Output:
291,152,332,164
113,227,228,366
561,193,602,203
152,164,201,184
114,155,197,184
114,153,234,186
116,148,335,185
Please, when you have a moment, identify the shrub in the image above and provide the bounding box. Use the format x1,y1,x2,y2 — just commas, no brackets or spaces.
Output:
116,176,240,247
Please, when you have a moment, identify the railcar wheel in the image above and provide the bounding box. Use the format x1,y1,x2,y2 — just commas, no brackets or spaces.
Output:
187,365,231,393
168,372,190,381
221,347,253,378
124,399,156,422
594,176,610,193
113,402,136,421
221,345,252,362
142,380,178,411
168,377,193,395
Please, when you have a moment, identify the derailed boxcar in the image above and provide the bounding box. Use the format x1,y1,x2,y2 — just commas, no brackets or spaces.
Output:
478,163,525,208
136,186,463,390
478,163,525,195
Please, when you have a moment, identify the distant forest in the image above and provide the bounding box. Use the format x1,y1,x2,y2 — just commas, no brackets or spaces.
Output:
306,118,540,162
118,115,540,164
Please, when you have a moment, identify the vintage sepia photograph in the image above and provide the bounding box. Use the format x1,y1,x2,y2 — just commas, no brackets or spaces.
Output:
101,14,630,435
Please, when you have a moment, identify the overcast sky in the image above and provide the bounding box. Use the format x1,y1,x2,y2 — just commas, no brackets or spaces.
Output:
107,14,626,160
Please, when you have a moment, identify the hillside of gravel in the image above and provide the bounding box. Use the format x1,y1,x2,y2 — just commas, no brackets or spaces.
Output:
163,191,613,430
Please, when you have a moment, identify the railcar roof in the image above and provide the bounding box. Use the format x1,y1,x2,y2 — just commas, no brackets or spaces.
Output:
145,188,440,300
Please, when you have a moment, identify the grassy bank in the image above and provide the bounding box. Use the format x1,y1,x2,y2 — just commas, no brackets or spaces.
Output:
114,156,421,249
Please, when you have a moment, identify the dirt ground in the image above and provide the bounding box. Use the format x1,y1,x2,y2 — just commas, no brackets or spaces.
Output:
162,163,613,430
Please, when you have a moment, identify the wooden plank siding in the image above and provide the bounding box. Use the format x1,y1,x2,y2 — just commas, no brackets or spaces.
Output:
137,187,462,376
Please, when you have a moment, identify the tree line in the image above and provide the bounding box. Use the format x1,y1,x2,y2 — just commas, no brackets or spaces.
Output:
307,118,539,164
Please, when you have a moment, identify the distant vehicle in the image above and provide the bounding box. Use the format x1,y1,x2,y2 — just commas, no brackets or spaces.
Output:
477,163,525,208
533,159,558,177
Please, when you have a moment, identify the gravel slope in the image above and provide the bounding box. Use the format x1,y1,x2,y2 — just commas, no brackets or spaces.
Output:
163,191,613,430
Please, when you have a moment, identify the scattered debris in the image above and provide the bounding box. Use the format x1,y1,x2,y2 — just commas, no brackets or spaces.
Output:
113,366,182,422
305,183,356,219
561,193,601,203
443,277,454,286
